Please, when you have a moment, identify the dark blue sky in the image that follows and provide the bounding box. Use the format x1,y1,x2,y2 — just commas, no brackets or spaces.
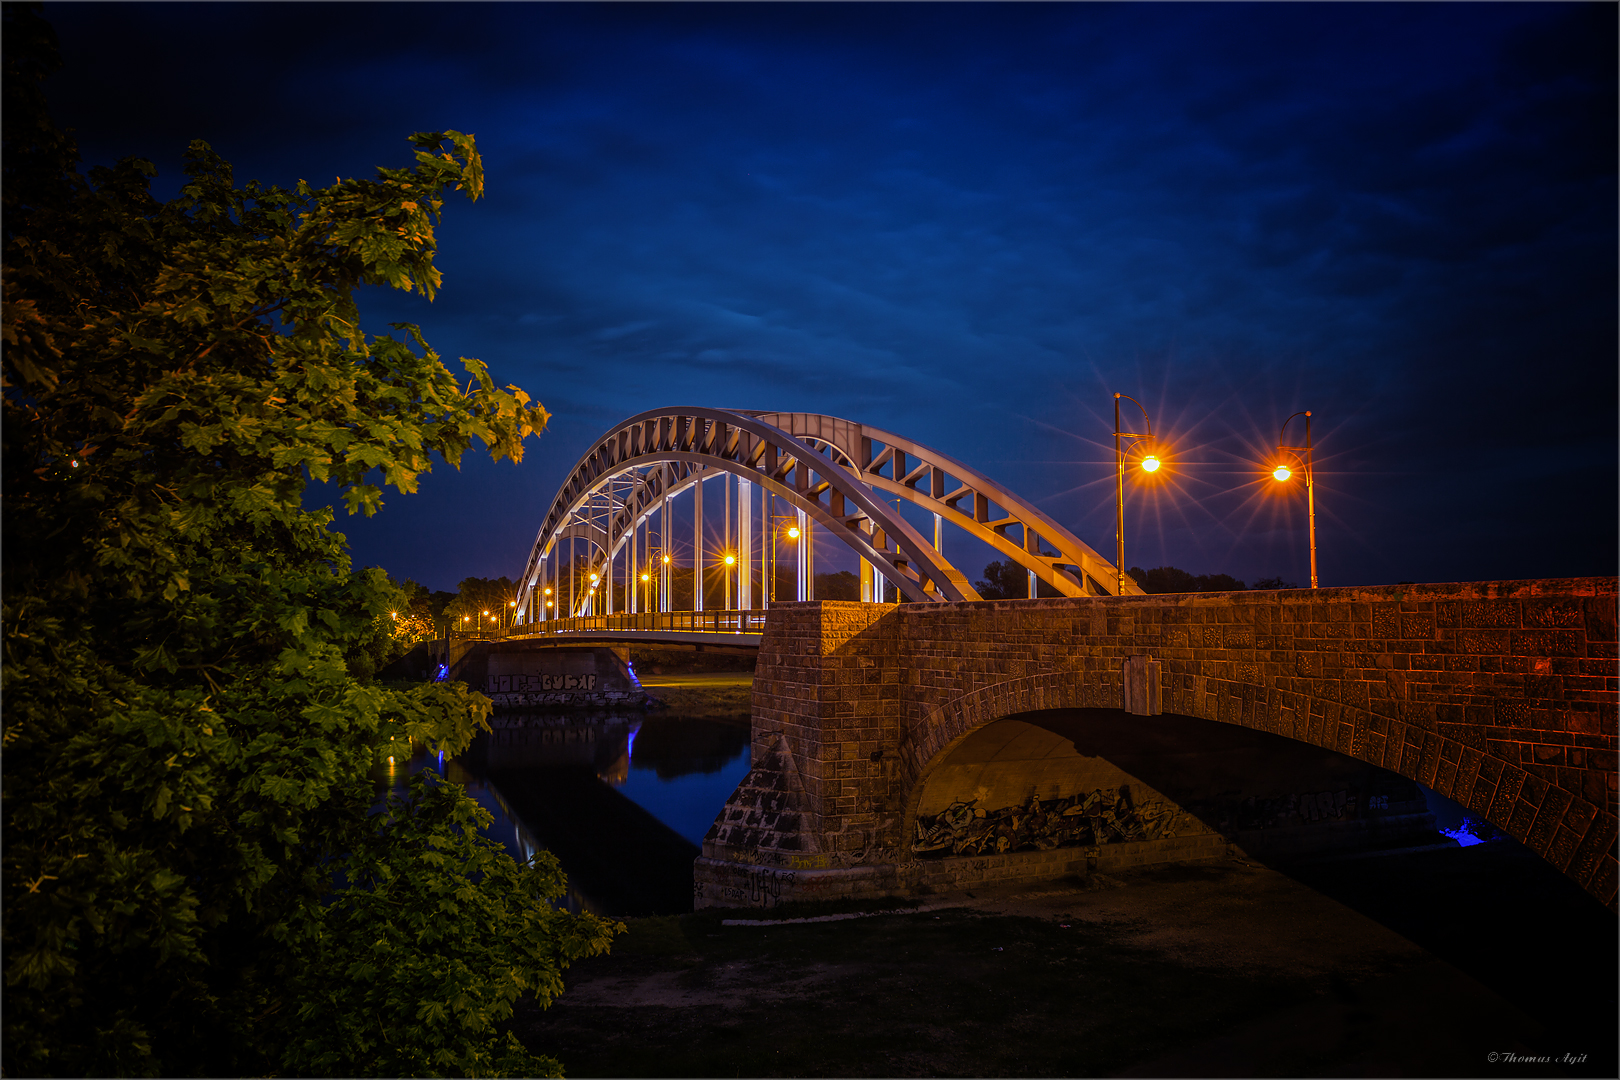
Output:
43,3,1617,593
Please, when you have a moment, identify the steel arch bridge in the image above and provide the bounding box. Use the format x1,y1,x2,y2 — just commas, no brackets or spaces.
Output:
514,408,1143,624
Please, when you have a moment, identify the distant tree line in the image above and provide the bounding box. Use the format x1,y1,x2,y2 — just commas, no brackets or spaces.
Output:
971,559,1299,599
1128,566,1298,593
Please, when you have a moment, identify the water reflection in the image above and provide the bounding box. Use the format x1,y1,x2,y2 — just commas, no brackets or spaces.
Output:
375,711,750,916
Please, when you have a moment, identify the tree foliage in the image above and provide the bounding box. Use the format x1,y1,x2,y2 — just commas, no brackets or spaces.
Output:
1127,566,1249,594
446,575,518,631
975,559,1060,600
813,569,860,601
1,10,617,1075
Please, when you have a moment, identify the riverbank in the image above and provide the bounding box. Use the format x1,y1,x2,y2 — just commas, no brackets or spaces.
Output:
637,671,754,715
516,840,1615,1078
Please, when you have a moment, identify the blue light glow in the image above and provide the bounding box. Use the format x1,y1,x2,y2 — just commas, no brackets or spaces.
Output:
1440,825,1485,848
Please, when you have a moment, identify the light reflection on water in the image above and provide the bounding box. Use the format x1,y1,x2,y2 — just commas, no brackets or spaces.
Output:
376,710,750,916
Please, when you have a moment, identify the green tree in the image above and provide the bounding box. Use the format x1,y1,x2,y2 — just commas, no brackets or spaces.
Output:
814,569,860,600
975,559,1059,599
2,10,617,1075
1251,575,1299,590
445,575,518,631
1127,566,1249,594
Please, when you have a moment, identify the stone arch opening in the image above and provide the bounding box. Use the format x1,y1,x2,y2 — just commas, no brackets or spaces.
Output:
900,708,1442,879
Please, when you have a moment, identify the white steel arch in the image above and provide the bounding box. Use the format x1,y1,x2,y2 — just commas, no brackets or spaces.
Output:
514,408,1143,621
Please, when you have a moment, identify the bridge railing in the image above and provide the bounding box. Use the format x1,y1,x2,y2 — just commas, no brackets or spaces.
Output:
495,609,769,641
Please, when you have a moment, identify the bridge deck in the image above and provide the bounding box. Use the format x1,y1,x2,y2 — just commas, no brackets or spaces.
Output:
476,610,766,649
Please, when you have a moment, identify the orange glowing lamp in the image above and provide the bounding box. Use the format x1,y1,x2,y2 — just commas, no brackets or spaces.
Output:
1273,465,1292,482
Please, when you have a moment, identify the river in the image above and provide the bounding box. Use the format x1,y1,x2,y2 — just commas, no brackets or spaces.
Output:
377,707,751,917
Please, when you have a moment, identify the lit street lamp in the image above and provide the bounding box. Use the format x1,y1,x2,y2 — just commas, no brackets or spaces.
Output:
1113,393,1163,595
769,512,799,604
1272,410,1318,589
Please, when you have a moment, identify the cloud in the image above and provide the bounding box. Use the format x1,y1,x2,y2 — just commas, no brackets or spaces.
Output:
40,0,1616,588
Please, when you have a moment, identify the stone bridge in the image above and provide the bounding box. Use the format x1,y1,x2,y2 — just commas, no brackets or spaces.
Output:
695,578,1618,910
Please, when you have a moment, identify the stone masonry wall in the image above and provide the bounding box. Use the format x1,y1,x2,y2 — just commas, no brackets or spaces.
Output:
737,578,1618,908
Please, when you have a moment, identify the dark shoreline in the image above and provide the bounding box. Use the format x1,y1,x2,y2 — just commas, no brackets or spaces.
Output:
517,840,1617,1078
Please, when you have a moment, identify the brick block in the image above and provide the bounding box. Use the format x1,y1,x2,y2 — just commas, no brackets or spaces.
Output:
1568,816,1618,890
1460,601,1520,628
1512,629,1585,657
1401,613,1437,639
1525,784,1572,855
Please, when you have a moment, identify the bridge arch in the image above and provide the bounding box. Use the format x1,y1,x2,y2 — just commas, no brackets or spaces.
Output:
705,583,1616,911
515,408,1138,620
894,672,1442,865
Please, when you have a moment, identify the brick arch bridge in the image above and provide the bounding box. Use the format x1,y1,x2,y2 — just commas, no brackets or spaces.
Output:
695,578,1618,910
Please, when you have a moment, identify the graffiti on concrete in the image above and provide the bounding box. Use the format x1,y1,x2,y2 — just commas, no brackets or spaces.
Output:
695,866,797,908
910,785,1188,857
486,673,597,693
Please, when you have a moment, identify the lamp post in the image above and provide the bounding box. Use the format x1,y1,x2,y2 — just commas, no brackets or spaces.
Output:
769,511,799,604
1272,410,1317,589
1113,392,1162,595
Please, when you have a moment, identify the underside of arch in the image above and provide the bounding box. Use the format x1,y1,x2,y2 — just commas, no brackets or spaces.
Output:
892,672,1611,906
903,707,1442,866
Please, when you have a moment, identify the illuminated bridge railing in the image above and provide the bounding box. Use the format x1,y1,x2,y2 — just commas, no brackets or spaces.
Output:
502,609,768,640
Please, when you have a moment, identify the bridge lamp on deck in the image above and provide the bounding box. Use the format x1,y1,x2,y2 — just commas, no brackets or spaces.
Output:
1272,410,1318,589
1112,393,1165,595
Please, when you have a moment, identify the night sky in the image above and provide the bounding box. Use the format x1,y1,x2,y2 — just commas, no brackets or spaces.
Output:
40,2,1617,594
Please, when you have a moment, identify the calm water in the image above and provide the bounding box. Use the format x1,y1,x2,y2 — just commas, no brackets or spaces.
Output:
378,710,751,916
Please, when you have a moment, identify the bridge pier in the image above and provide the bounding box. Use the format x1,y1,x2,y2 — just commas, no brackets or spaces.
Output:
696,579,1619,911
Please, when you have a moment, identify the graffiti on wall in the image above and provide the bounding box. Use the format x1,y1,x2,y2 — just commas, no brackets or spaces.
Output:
911,781,1408,858
695,866,797,908
486,673,598,694
910,786,1191,857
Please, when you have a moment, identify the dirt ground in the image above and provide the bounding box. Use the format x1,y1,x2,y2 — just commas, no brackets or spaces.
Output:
515,843,1616,1078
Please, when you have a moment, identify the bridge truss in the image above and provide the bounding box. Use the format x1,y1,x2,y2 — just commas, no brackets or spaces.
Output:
514,408,1142,623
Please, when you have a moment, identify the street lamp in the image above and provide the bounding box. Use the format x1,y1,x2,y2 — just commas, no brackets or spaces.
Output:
769,513,799,604
1113,392,1163,595
1273,410,1318,589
